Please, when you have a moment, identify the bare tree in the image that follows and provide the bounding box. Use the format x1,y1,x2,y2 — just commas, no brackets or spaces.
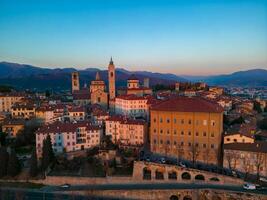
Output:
255,152,265,181
242,155,251,180
176,143,184,162
189,143,200,166
224,150,239,171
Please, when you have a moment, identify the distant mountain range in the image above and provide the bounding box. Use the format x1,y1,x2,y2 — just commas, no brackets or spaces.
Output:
0,61,266,91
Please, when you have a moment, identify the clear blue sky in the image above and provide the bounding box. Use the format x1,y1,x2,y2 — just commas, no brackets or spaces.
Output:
0,0,267,75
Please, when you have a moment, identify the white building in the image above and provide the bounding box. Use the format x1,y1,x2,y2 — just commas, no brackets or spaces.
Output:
36,121,102,158
115,94,149,119
105,115,147,146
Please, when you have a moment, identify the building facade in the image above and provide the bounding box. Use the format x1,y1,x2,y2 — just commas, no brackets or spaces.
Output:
224,142,267,177
0,93,24,113
105,115,147,146
150,97,224,165
90,72,108,108
115,94,149,119
36,121,103,158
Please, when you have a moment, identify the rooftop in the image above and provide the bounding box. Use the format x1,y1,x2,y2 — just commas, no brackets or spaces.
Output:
151,96,224,113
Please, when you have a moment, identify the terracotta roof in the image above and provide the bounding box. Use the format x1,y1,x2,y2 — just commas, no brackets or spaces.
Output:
68,106,85,112
224,142,267,153
116,94,148,101
36,121,101,134
73,93,91,100
127,87,152,91
106,115,146,125
151,96,224,113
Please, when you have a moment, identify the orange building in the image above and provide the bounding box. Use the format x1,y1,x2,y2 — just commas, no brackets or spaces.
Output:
150,97,224,165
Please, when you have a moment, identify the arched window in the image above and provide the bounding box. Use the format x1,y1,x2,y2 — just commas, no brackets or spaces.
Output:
181,172,191,180
143,168,151,180
195,174,205,180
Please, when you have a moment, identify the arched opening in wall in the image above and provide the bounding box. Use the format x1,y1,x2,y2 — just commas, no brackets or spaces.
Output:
209,177,220,182
169,195,179,200
195,174,205,181
155,169,164,180
168,171,177,180
181,172,191,180
183,195,192,200
143,168,151,180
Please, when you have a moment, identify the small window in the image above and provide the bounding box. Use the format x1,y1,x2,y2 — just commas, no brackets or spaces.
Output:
211,144,215,148
203,144,206,148
196,132,199,136
188,120,192,124
167,119,170,123
188,142,191,146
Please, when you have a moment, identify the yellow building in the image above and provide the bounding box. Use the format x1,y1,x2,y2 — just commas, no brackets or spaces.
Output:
11,102,36,119
224,142,267,177
2,119,24,138
0,92,24,113
150,97,224,165
90,72,108,108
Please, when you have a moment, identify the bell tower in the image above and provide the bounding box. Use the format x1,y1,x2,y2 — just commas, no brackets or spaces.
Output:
71,71,80,92
108,57,116,99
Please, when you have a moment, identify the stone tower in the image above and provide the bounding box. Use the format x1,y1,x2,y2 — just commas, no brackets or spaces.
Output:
71,71,80,92
108,57,116,99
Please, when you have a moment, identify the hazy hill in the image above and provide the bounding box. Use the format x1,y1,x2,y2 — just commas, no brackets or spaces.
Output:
182,69,267,87
0,62,185,91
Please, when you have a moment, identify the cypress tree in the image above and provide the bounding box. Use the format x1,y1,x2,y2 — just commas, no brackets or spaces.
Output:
0,147,9,177
29,149,38,177
46,135,55,163
41,135,55,170
7,150,21,177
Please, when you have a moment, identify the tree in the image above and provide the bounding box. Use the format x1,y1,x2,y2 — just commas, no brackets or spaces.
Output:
224,150,239,171
7,149,21,177
0,147,9,177
230,116,245,125
29,149,38,177
254,101,262,113
189,143,200,167
258,117,267,130
255,152,264,181
242,155,251,180
41,135,54,170
0,132,7,146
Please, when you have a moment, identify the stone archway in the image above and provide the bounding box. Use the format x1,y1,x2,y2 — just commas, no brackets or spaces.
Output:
155,169,164,180
170,195,179,200
143,167,151,180
181,172,191,180
195,174,205,181
209,177,220,182
168,171,177,180
183,195,192,200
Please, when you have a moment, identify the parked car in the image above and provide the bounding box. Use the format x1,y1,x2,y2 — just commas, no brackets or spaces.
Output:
179,162,187,168
60,184,71,188
160,158,166,164
243,183,256,190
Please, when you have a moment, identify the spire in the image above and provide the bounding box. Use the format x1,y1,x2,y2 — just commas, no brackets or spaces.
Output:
96,71,101,80
109,56,114,65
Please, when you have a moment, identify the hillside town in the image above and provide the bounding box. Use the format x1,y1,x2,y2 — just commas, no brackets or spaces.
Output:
0,58,267,199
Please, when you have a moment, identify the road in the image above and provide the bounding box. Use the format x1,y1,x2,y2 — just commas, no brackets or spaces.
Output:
44,182,267,195
1,183,267,200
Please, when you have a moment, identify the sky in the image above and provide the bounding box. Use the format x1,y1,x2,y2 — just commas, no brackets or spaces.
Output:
0,0,267,75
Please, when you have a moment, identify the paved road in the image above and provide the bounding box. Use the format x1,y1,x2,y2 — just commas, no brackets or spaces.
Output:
2,183,267,200
45,182,267,195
